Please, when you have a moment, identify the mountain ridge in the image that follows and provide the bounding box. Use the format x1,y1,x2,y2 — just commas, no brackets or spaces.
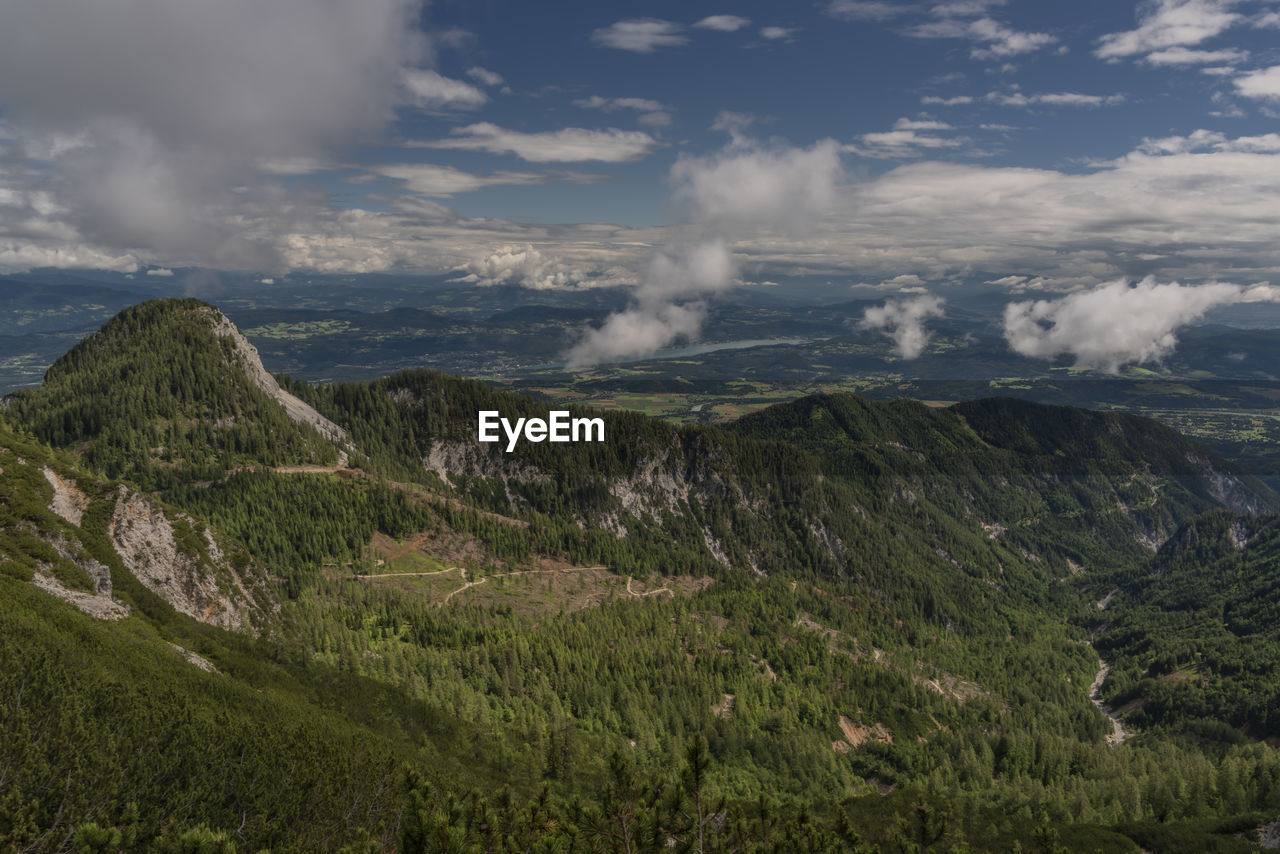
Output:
7,298,1280,850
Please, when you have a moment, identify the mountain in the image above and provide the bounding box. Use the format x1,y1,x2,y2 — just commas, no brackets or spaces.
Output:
1094,509,1280,740
6,298,1280,851
3,299,348,489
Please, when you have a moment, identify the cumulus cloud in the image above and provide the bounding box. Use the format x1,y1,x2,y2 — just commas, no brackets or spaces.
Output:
457,244,624,290
146,267,174,276
1096,0,1239,60
565,139,842,368
415,123,657,162
211,132,1280,288
1236,66,1280,100
668,140,843,230
400,69,488,111
695,15,752,31
1003,278,1280,371
859,295,946,358
564,243,731,369
0,0,424,270
591,19,688,52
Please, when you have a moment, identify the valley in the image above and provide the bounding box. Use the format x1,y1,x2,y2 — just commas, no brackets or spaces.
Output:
5,298,1280,850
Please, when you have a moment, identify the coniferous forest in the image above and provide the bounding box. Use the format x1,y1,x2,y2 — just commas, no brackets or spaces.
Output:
5,300,1280,852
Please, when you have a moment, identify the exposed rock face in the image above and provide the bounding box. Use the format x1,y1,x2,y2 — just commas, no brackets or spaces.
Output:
30,572,129,621
168,642,218,673
107,487,260,632
424,440,549,493
1185,453,1268,516
204,307,351,452
42,465,90,526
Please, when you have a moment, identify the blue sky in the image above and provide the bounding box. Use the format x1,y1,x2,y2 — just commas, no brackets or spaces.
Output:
2,0,1280,323
360,0,1280,226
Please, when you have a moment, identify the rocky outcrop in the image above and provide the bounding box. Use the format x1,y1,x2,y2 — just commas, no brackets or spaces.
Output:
30,571,129,621
42,465,90,526
107,487,263,632
28,528,129,620
204,307,351,453
1186,453,1269,516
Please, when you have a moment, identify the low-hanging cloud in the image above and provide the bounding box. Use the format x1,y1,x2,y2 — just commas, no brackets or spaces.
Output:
564,139,842,369
859,295,946,358
1003,278,1280,371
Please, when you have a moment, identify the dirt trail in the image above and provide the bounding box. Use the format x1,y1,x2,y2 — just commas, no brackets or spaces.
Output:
1089,659,1128,746
443,575,486,604
626,575,674,597
357,566,463,580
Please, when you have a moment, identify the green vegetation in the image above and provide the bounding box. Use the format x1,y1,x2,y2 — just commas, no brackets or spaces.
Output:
1097,510,1280,740
5,298,1280,851
4,299,336,489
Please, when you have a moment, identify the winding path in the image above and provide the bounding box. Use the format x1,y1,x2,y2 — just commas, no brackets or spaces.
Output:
1089,659,1128,746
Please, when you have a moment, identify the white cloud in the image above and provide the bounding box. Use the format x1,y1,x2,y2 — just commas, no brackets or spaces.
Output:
254,156,332,176
565,298,710,370
922,95,976,105
400,69,487,111
465,66,504,87
575,96,667,112
0,0,424,270
563,242,731,368
694,15,752,32
146,267,174,276
760,26,798,40
984,90,1125,108
1096,0,1239,60
911,16,1056,59
591,19,688,53
1236,66,1280,100
669,140,844,230
848,118,963,158
851,130,964,158
566,139,842,368
859,295,946,358
825,1,911,22
415,123,658,162
1144,46,1248,65
710,111,757,135
458,243,619,290
1003,278,1280,371
373,164,549,197
1136,129,1280,155
894,117,954,130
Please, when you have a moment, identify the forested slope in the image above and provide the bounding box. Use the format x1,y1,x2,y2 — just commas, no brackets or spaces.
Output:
5,299,1280,851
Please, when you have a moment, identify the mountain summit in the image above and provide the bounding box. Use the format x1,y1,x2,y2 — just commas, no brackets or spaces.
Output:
3,298,347,488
